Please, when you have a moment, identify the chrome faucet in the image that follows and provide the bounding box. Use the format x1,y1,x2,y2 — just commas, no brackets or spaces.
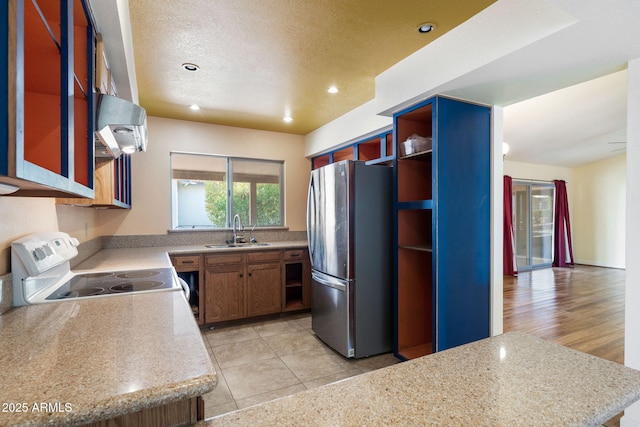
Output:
250,223,258,243
232,214,245,243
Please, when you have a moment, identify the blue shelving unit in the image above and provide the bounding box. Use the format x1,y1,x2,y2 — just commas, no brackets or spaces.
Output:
393,96,491,360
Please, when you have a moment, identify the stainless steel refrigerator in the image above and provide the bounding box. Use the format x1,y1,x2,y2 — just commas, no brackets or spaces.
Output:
307,160,392,358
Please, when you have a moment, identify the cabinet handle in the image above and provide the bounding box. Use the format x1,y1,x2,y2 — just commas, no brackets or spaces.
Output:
239,273,243,278
182,260,194,264
291,254,300,257
249,272,253,277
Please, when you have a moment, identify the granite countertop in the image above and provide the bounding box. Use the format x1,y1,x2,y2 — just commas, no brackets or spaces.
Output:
0,291,216,426
167,240,308,255
200,332,640,427
0,240,306,426
72,241,308,272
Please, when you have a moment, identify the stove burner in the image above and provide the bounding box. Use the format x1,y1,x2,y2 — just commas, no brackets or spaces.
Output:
43,267,178,302
55,287,105,299
109,281,165,292
115,271,159,279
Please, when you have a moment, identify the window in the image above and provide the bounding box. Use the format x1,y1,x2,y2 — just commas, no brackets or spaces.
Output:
171,152,284,229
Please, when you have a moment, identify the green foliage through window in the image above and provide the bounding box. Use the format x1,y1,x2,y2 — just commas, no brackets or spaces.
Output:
171,153,284,229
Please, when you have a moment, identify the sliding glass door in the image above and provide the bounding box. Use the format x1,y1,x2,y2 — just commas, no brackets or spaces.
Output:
513,181,554,270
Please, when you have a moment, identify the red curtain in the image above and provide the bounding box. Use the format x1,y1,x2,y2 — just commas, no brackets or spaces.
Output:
503,176,517,275
553,180,575,267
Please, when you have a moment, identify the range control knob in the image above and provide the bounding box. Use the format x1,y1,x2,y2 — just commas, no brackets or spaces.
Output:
33,247,46,261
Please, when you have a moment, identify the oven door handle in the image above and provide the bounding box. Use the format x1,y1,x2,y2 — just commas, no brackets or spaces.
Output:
178,278,190,301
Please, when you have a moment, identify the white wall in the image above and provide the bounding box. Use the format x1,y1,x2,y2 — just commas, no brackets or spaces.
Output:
304,99,392,158
572,154,626,268
98,116,310,236
622,56,640,427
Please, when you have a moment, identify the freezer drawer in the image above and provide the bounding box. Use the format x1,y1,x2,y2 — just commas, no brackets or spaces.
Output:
311,270,354,358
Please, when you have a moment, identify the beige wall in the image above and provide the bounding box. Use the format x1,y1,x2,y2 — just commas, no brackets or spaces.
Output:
98,116,310,236
0,198,100,275
504,160,574,185
504,157,626,269
0,117,309,274
572,154,626,268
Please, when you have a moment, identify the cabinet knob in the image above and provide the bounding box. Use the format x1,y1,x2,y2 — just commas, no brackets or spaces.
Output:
239,273,243,278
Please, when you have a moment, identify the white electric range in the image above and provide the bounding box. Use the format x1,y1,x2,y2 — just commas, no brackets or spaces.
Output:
11,232,183,306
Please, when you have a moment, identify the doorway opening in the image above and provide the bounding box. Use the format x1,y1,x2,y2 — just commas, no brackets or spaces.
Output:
512,181,554,271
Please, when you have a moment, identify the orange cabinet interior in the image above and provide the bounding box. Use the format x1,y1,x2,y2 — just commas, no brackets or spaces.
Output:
397,247,433,359
397,157,432,202
396,104,433,150
23,0,91,186
357,137,381,161
313,154,331,169
398,209,432,250
23,1,62,175
332,146,354,163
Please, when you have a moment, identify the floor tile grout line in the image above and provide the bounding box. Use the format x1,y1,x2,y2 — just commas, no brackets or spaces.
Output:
200,314,398,419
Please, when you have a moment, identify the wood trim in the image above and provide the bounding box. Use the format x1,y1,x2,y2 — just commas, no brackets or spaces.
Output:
84,396,201,427
172,255,201,268
246,250,282,263
205,253,244,266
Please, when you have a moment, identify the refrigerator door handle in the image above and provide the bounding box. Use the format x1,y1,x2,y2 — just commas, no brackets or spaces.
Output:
307,174,316,261
312,271,347,292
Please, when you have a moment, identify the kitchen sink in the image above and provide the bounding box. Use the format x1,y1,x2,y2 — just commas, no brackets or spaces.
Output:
205,242,271,248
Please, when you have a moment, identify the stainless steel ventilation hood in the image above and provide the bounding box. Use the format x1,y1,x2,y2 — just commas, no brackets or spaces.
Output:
95,94,148,158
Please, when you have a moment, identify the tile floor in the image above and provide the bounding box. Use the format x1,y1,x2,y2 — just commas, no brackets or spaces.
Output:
200,312,400,419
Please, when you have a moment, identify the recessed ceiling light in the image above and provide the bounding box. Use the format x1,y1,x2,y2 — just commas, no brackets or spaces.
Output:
328,86,339,94
182,63,200,71
189,104,201,111
417,23,436,33
283,116,293,123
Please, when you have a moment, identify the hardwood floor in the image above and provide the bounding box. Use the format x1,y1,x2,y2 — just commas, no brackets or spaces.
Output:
504,265,626,426
503,264,625,364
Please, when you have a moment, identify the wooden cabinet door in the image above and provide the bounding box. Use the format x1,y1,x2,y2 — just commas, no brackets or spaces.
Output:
246,262,282,317
204,265,245,323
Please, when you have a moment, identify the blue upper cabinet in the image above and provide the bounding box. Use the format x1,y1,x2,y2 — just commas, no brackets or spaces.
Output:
394,96,491,360
0,0,95,197
311,129,394,170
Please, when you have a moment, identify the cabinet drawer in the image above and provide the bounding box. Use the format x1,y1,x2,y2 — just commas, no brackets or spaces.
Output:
205,253,245,266
284,249,307,261
173,255,200,268
247,250,282,263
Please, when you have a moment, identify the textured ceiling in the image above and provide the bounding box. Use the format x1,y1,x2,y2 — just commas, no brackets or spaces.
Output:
128,0,495,135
